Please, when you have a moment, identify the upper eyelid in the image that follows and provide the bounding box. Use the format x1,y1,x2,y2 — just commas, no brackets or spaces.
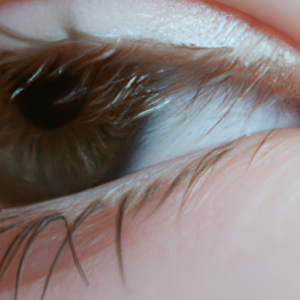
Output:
0,1,298,74
0,1,296,54
0,0,298,81
67,0,298,56
0,21,299,97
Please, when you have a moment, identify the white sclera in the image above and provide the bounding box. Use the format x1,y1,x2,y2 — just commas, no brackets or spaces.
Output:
129,89,300,172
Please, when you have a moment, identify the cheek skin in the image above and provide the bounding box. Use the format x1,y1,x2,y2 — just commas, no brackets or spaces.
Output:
217,0,300,45
4,128,300,300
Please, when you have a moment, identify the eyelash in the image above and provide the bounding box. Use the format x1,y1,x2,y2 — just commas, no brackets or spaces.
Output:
0,140,234,300
0,20,296,299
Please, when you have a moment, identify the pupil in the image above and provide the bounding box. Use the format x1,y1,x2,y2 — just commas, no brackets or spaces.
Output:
14,74,86,129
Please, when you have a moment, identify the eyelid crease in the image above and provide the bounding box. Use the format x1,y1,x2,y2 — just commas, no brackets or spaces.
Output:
0,22,49,46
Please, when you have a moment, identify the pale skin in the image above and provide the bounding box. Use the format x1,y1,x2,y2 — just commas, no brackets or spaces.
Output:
1,0,300,299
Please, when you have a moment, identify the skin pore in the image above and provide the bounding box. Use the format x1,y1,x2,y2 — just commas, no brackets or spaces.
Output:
1,0,300,300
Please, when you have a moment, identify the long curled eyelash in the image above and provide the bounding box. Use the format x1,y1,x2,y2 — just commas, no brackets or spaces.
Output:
0,141,235,300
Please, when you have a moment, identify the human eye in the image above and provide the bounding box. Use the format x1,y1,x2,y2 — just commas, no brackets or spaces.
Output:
1,0,300,300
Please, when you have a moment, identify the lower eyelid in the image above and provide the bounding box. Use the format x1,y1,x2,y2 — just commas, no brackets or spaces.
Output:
0,128,294,299
0,137,237,296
